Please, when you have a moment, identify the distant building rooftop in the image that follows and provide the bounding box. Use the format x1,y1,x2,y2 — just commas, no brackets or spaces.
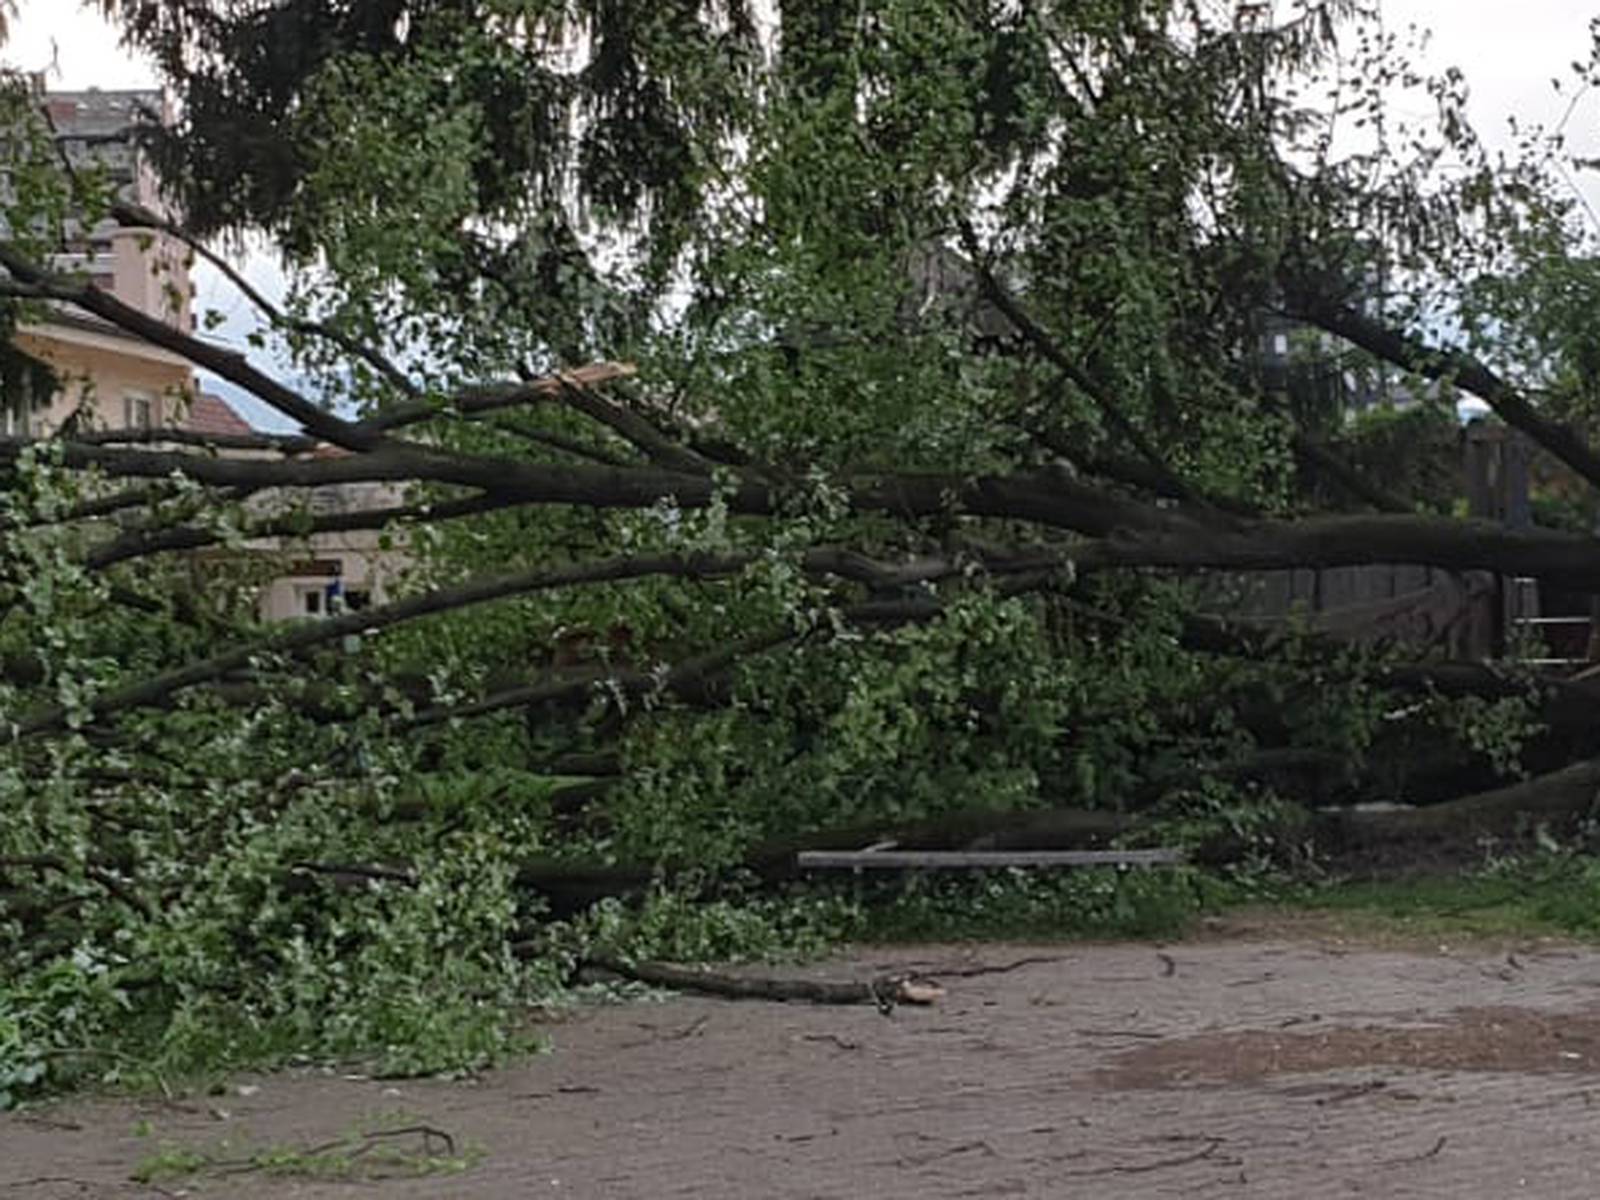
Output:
184,392,253,437
42,87,168,136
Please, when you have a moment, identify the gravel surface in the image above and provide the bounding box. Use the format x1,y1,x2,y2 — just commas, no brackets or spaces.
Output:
7,913,1600,1198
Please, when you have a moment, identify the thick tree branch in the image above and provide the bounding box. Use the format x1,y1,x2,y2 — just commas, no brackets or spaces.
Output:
354,361,638,435
0,855,152,920
19,546,1037,736
402,566,1072,732
1074,509,1600,589
76,426,321,454
0,256,378,452
14,430,1600,585
484,417,638,467
11,552,764,737
402,628,795,730
84,492,507,570
551,375,711,473
1286,290,1600,492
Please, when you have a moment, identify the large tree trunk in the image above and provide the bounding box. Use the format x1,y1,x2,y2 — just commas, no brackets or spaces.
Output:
1311,758,1600,867
514,761,1600,912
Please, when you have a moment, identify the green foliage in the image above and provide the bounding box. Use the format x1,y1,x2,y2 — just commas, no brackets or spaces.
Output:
1333,402,1461,514
856,867,1224,943
1428,692,1542,781
575,885,862,967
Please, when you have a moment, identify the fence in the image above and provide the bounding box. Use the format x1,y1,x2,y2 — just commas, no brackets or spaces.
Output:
1201,421,1585,668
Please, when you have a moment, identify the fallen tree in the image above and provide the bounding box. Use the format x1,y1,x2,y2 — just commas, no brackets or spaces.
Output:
3,0,1600,1099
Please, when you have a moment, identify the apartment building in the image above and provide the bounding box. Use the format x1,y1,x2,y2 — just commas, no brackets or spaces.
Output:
3,87,401,620
3,86,197,439
251,451,406,622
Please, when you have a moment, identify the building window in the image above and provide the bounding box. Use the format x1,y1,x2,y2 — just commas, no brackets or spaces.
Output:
2,372,38,437
343,589,371,612
123,392,154,429
298,586,323,617
2,393,31,437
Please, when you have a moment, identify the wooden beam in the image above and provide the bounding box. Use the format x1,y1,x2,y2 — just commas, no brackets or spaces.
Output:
795,848,1186,870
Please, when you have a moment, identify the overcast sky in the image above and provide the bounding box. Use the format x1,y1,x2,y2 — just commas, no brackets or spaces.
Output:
13,1,1595,131
6,0,1600,426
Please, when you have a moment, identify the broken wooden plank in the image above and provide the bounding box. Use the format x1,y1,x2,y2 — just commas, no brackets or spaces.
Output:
795,848,1186,870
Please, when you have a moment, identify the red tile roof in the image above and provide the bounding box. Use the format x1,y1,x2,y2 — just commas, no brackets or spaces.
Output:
185,392,254,437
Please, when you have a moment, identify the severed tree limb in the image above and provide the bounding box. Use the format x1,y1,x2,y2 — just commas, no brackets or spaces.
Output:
354,361,638,435
1069,508,1600,591
12,551,765,737
19,546,1037,737
0,481,184,531
398,563,1071,733
0,238,637,449
0,855,153,921
75,425,321,455
401,627,794,730
483,416,639,467
582,954,939,1010
1313,756,1600,855
17,417,1600,587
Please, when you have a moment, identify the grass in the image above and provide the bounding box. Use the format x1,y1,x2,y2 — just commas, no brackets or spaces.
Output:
1282,854,1600,941
130,1114,482,1184
836,851,1600,947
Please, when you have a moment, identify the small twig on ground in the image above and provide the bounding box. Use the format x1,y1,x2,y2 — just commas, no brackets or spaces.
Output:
619,1015,711,1048
1317,1079,1387,1106
778,1127,838,1143
668,1016,710,1040
13,1177,105,1191
1225,973,1276,987
11,1113,85,1131
513,1084,600,1100
1277,1014,1322,1029
920,955,1069,978
1384,1135,1447,1164
212,1124,459,1177
1157,952,1178,977
897,1139,998,1168
1076,1028,1164,1039
1062,1138,1227,1177
800,1032,861,1051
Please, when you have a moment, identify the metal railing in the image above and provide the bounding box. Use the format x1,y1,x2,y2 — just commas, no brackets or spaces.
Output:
1508,577,1593,669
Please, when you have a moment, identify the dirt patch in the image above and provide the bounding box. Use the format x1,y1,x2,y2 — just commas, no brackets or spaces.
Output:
9,930,1600,1198
1094,1002,1600,1088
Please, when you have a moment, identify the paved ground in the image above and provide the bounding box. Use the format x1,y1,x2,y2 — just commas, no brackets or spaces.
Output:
7,913,1600,1197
